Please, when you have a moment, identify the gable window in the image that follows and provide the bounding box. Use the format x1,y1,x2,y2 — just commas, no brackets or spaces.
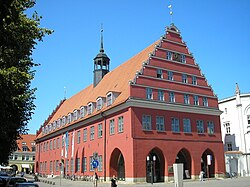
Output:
192,76,197,85
194,95,199,105
158,89,164,101
167,71,174,81
182,74,188,83
167,51,172,60
98,124,103,138
90,126,94,140
169,92,175,102
96,98,103,110
183,118,191,133
118,116,124,133
109,119,115,135
184,94,190,104
196,120,204,133
180,54,186,63
227,143,232,151
107,93,113,106
142,115,152,131
207,121,214,134
247,115,250,124
22,147,28,152
156,69,163,79
225,122,231,134
146,88,153,99
156,116,165,131
171,118,180,132
202,97,208,107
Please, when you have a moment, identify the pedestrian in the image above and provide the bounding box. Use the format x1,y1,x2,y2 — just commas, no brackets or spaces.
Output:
199,171,204,181
93,172,98,187
111,175,117,187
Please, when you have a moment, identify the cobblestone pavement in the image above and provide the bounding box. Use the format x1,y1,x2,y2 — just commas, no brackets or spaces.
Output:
26,176,250,187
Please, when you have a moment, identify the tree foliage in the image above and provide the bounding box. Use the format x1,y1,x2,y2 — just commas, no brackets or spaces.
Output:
0,0,53,164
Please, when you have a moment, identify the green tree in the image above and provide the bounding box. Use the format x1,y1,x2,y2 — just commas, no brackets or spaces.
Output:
0,0,53,164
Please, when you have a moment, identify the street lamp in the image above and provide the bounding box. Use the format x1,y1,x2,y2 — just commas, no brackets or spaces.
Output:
147,155,156,184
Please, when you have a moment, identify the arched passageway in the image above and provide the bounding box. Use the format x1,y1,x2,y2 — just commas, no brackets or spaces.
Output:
110,148,125,181
175,148,192,179
146,147,165,183
201,149,215,178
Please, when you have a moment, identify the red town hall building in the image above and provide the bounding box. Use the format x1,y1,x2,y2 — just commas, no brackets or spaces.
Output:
35,24,225,183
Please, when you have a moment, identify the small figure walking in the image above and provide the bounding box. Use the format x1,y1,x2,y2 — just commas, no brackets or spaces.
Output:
199,171,204,181
111,175,117,187
93,172,98,187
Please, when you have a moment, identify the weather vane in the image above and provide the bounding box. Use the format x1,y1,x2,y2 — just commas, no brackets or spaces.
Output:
168,0,173,24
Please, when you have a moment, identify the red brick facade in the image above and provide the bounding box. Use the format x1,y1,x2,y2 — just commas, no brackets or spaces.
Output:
35,24,225,182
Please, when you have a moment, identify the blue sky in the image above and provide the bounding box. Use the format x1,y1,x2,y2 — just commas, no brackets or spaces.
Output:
28,0,250,134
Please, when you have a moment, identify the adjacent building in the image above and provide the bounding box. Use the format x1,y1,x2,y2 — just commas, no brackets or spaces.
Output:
35,23,225,183
8,134,36,174
219,83,250,176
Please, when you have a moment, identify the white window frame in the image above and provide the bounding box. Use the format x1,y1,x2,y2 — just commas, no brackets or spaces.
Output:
207,121,214,134
156,69,163,79
90,126,94,140
196,120,204,133
158,89,164,101
73,110,78,121
167,71,174,81
169,92,175,102
107,92,113,106
167,51,172,60
181,54,186,63
192,76,197,85
146,88,153,99
80,106,86,118
98,123,103,138
118,116,124,133
182,74,188,83
96,98,103,110
110,119,115,135
87,103,93,115
203,97,208,107
67,113,72,124
184,94,190,104
194,95,199,105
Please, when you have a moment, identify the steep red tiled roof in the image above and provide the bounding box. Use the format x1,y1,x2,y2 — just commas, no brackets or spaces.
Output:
17,134,36,152
37,40,160,138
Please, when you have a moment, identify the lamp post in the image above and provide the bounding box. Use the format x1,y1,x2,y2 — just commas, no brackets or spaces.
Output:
147,155,156,184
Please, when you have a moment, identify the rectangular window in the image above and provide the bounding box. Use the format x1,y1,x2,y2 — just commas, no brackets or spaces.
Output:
87,103,93,115
156,116,165,131
171,118,180,132
248,115,250,124
194,95,199,105
207,121,214,134
50,161,52,172
14,155,18,160
57,138,60,149
50,140,52,150
98,155,103,171
90,126,94,140
83,128,87,142
192,76,197,85
107,93,113,106
169,92,175,102
110,119,115,135
196,120,204,133
62,117,66,126
73,110,78,121
80,107,85,118
82,157,87,172
142,115,152,130
70,158,74,173
53,139,56,149
227,143,232,151
118,116,124,133
158,90,164,101
202,97,208,107
67,114,72,124
167,71,173,81
184,94,190,104
167,51,172,60
181,54,186,63
90,156,94,171
76,158,80,172
157,69,163,78
77,130,81,144
182,74,188,83
98,124,103,138
183,118,191,133
146,88,153,99
25,156,29,161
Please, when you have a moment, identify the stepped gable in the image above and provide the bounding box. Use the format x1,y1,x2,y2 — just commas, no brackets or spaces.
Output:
37,40,159,138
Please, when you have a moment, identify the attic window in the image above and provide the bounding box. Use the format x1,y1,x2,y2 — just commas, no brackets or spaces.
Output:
22,142,26,145
53,121,56,130
107,93,113,106
97,98,103,110
62,116,66,126
57,118,61,128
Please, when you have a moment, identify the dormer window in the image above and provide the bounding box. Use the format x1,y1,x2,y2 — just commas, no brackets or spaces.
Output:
42,127,45,134
53,121,56,130
96,98,103,110
107,93,113,106
62,116,66,126
57,118,61,128
73,110,79,121
80,106,86,118
49,124,52,132
45,126,48,134
87,103,94,115
67,113,72,124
